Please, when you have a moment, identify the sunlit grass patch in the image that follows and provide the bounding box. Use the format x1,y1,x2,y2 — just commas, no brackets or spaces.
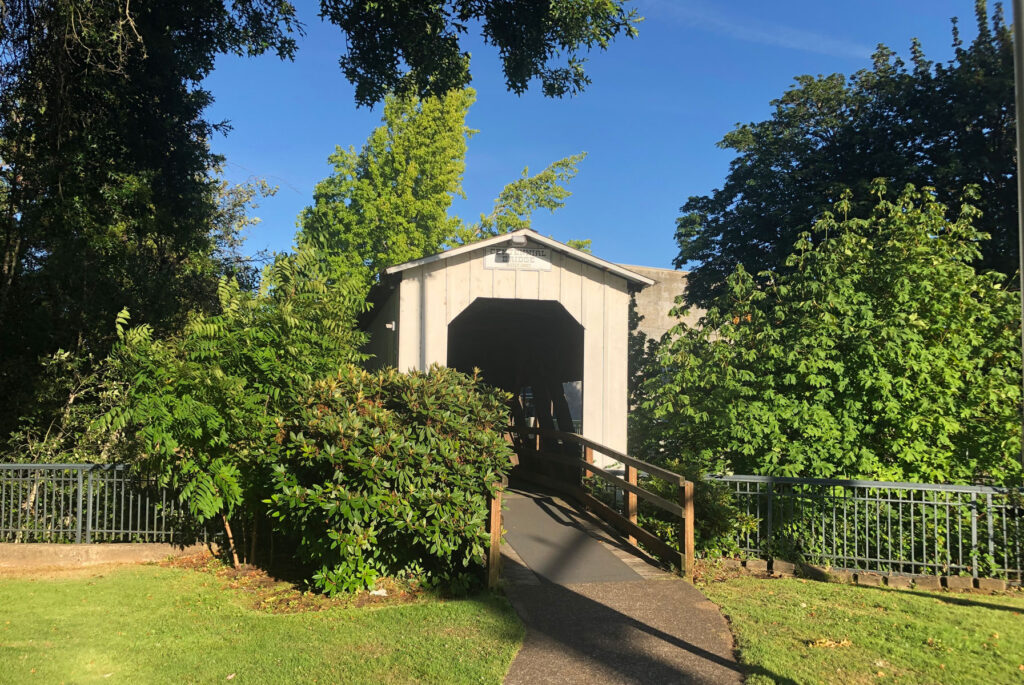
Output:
0,561,523,684
702,575,1024,684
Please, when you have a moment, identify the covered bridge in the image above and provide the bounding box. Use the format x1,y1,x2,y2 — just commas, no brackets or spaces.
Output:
363,229,653,460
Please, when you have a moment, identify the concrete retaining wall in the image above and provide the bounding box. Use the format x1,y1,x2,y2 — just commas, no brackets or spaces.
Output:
0,543,209,568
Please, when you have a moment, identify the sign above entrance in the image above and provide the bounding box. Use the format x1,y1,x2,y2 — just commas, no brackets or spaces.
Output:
484,246,552,271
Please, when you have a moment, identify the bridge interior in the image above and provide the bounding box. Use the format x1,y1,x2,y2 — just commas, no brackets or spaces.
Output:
447,298,583,439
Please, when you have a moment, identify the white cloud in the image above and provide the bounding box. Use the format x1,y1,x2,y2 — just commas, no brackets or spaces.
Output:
647,0,873,60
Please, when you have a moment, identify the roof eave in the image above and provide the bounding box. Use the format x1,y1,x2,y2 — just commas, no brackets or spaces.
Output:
383,229,655,287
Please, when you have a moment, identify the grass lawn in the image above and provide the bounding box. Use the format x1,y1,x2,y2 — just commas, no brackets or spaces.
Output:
702,575,1024,684
0,561,523,684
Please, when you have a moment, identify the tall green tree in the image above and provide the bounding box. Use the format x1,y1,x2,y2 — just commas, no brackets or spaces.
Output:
676,1,1016,307
297,89,476,286
297,88,587,287
649,184,1021,485
0,0,299,435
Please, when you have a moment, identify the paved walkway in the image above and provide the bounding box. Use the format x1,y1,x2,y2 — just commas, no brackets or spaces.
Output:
501,486,744,685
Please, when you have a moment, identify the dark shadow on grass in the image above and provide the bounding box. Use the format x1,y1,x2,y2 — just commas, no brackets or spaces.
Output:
853,583,1024,614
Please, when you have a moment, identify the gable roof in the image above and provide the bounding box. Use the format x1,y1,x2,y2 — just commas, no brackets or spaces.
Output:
382,229,655,287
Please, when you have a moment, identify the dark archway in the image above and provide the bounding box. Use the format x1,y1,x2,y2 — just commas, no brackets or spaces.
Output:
447,298,583,439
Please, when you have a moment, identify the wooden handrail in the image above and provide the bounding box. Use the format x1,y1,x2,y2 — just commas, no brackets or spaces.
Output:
528,448,683,517
519,427,685,485
509,426,696,582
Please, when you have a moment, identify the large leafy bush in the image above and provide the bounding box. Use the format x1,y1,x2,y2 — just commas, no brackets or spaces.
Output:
267,365,514,594
99,248,367,565
646,184,1021,485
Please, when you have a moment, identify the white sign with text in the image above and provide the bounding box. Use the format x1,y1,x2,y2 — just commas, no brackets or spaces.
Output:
483,247,552,271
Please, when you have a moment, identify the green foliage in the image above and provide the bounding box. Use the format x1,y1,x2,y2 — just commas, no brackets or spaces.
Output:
0,0,298,438
448,154,587,245
319,0,640,106
297,89,586,286
565,239,593,253
3,351,124,464
297,90,476,288
99,248,367,526
651,184,1021,485
267,365,514,594
677,2,1017,306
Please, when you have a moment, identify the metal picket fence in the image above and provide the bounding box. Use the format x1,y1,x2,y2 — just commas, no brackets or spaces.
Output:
0,463,184,543
708,475,1024,582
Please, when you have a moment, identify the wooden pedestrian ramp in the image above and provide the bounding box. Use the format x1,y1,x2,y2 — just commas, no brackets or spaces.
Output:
486,425,696,588
495,446,744,684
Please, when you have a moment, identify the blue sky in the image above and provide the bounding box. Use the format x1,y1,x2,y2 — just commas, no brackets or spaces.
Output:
203,0,981,269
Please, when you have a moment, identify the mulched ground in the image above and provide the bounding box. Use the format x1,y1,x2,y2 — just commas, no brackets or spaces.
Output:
160,552,425,613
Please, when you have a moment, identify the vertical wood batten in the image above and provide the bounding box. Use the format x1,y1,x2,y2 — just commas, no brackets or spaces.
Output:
423,266,447,367
397,267,422,371
492,267,516,301
445,253,472,324
559,255,584,324
468,249,494,301
582,264,606,452
516,268,540,300
604,273,630,453
538,251,561,302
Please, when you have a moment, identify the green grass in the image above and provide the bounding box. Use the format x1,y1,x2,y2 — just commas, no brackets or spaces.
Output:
702,576,1024,684
0,564,523,684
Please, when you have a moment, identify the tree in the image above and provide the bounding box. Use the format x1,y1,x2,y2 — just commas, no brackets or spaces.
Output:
296,88,587,287
320,0,640,106
0,0,299,437
676,2,1016,307
297,89,475,287
649,184,1022,485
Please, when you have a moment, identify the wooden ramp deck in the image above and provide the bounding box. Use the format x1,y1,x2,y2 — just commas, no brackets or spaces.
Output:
500,483,745,685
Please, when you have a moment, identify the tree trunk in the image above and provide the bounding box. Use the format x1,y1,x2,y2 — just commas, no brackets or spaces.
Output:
221,513,240,569
249,515,257,566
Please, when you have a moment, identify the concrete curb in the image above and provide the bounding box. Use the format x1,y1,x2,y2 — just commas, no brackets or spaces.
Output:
721,558,1014,594
0,542,211,568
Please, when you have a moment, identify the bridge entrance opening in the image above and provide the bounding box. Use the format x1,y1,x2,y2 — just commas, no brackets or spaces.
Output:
447,298,583,440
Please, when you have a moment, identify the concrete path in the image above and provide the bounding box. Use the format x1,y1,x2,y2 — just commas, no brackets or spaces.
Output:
501,486,744,685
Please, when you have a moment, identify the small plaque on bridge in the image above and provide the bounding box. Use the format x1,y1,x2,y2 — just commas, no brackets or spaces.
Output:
484,247,552,271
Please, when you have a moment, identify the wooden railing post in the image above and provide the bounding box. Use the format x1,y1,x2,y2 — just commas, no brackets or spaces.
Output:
626,464,638,546
488,483,503,589
678,478,695,583
583,446,593,477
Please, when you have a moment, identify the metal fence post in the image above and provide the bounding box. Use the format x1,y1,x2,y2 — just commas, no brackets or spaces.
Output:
987,493,995,576
970,492,978,578
75,468,83,544
765,481,774,559
85,468,93,544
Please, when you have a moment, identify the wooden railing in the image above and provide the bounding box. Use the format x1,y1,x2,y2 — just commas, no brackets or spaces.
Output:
510,427,695,582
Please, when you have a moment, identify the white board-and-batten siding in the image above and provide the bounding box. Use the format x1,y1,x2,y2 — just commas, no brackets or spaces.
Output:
368,240,632,455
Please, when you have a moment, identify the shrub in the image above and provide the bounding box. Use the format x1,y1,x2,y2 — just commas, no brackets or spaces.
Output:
267,365,514,594
647,184,1022,484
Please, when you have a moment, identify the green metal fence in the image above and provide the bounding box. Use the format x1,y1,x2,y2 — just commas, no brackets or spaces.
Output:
0,463,184,543
709,475,1024,582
